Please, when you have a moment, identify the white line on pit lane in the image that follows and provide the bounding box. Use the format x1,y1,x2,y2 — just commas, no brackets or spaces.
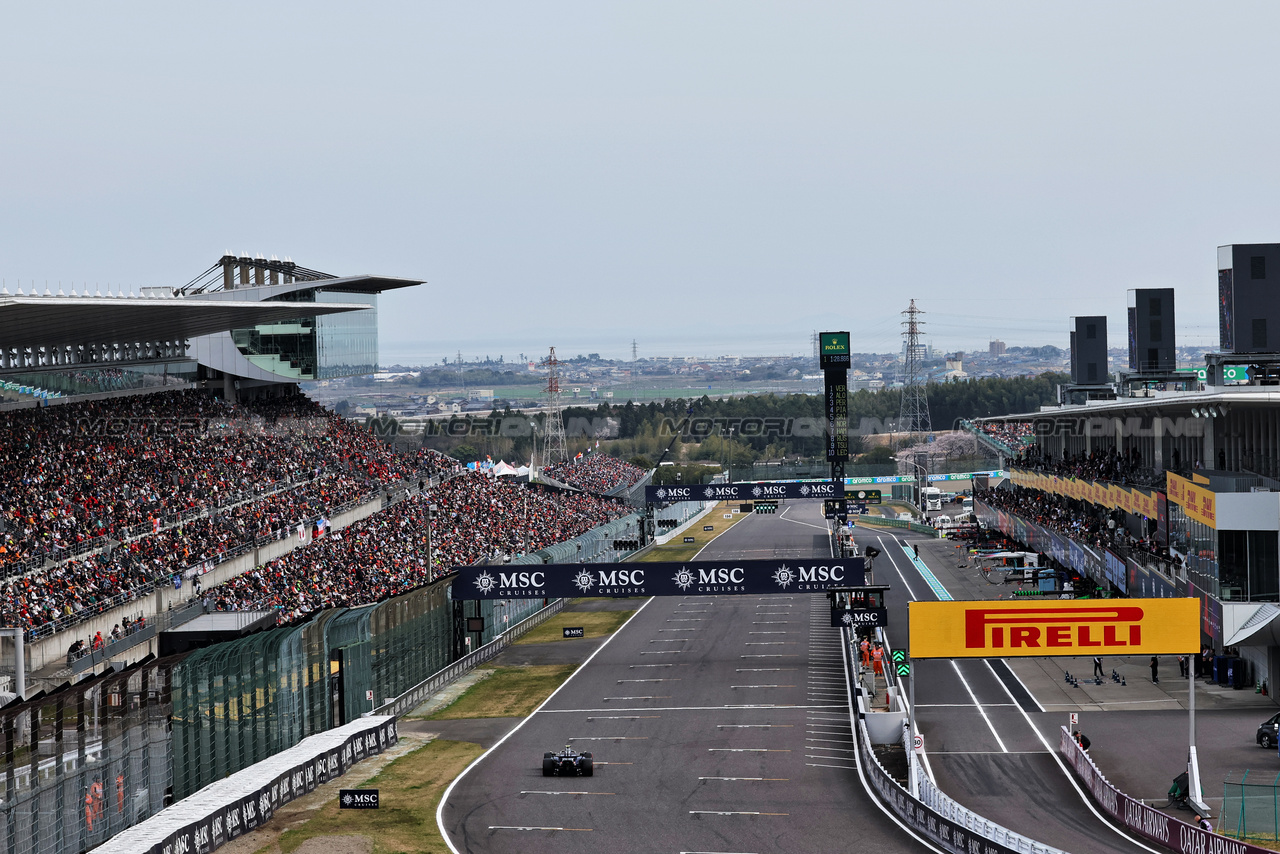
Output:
749,631,789,634
807,762,856,769
752,621,790,624
659,628,701,631
640,651,683,654
740,654,797,658
806,737,855,744
650,639,689,643
731,685,796,689
586,716,660,721
708,748,792,752
690,810,789,816
737,668,796,672
570,736,648,741
718,724,794,728
629,664,674,668
603,696,670,701
667,619,704,622
488,826,592,831
519,791,615,796
807,746,857,754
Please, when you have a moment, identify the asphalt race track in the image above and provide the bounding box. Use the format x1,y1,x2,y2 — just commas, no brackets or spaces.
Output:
857,528,1157,854
439,502,933,854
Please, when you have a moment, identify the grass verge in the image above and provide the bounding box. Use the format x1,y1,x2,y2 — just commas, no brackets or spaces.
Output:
425,664,577,720
276,739,482,854
629,501,750,562
516,607,635,644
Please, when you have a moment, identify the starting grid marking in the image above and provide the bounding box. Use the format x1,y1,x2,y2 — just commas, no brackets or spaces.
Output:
698,777,789,781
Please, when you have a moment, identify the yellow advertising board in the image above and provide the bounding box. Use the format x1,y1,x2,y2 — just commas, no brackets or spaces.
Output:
908,598,1199,659
1008,468,1161,520
1166,472,1217,529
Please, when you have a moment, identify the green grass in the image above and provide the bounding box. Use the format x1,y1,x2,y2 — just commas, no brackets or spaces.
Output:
629,501,750,562
516,608,635,644
275,739,483,854
423,665,578,720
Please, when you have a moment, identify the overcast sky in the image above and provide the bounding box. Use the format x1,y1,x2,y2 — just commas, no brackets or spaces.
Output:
3,3,1279,363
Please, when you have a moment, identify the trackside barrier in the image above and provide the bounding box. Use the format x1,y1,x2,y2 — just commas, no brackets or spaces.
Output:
852,516,941,537
94,716,398,854
370,598,567,718
845,627,1064,854
1058,726,1266,854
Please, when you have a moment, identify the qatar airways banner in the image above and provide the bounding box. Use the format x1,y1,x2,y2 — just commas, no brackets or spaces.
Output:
645,481,841,504
1059,726,1267,854
453,558,864,599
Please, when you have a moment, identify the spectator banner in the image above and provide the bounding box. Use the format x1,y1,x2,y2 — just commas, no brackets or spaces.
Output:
454,558,864,599
1058,725,1271,854
908,599,1199,659
645,481,841,504
1167,472,1217,529
1007,468,1161,520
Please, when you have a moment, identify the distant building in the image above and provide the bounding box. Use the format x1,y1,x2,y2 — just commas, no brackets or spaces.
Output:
989,340,1007,357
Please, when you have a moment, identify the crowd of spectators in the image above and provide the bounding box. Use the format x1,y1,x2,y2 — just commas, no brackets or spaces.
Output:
975,421,1035,452
0,390,451,640
976,485,1174,565
543,451,647,494
202,472,631,620
0,390,424,571
1012,446,1155,487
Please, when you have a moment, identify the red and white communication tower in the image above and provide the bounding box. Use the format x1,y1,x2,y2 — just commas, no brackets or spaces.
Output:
541,346,568,466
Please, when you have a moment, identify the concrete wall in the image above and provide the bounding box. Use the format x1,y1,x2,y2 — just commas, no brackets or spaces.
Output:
21,494,385,679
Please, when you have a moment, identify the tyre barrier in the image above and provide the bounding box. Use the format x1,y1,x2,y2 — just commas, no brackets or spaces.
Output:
94,716,398,854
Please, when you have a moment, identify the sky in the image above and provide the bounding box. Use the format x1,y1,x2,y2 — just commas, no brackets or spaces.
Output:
3,2,1280,364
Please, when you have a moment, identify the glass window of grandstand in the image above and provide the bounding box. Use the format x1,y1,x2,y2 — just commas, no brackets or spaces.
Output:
1181,514,1218,599
1220,530,1280,602
229,290,377,380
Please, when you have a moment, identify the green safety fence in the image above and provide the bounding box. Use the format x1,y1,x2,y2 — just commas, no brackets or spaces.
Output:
1222,770,1280,841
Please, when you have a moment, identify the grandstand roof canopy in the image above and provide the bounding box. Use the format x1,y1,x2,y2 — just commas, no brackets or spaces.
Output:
0,296,370,350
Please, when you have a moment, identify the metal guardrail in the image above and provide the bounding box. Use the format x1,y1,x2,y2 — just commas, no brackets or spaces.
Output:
370,597,567,718
844,625,1064,854
851,515,940,537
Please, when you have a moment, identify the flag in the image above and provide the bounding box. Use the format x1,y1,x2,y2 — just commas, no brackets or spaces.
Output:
152,517,160,534
316,517,329,537
297,524,306,542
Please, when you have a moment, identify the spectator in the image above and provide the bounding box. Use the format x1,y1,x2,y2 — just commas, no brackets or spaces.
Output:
543,451,647,494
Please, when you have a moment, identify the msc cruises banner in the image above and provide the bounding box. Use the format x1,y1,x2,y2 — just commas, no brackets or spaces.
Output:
645,481,841,504
454,558,864,599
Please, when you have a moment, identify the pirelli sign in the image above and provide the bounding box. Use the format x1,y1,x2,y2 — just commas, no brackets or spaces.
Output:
908,599,1199,659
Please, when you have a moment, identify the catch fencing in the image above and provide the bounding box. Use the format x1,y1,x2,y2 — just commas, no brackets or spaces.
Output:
1059,725,1273,854
1222,770,1280,841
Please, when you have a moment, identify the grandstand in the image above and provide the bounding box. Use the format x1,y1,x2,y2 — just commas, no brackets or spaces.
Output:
542,449,650,495
0,256,670,854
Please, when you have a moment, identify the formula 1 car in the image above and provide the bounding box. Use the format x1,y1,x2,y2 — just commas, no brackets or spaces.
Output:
542,744,594,777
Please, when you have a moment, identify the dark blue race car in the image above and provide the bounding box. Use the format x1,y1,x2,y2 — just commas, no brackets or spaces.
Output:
543,744,594,776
